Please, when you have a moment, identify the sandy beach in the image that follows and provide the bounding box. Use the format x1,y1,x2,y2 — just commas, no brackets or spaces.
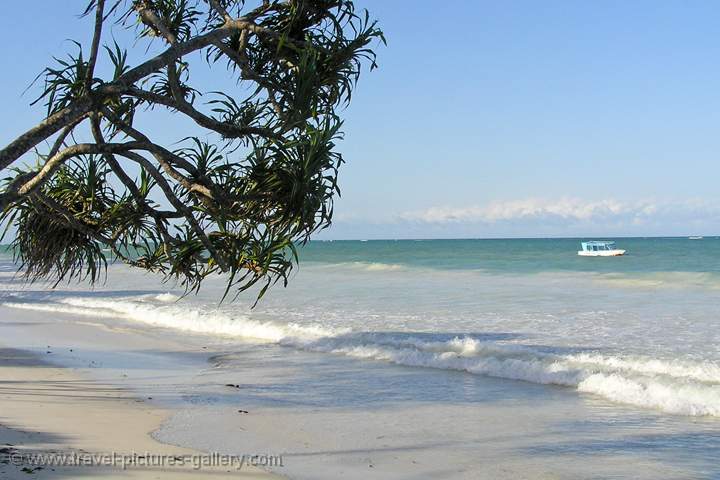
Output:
0,345,282,479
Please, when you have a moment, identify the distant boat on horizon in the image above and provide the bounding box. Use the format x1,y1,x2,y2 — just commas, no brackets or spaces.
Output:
578,241,626,257
688,236,704,240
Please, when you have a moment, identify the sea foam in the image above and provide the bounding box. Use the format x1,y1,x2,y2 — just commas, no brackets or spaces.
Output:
3,293,720,417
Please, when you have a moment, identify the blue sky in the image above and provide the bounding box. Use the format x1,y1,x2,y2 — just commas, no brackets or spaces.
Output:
1,1,720,239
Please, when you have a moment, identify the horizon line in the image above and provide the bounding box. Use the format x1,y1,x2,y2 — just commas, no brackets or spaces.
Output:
310,234,718,241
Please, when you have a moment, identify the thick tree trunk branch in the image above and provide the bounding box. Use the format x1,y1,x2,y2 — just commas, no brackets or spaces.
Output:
0,98,96,172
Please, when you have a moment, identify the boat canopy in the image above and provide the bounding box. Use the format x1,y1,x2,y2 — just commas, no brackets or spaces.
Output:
580,241,616,252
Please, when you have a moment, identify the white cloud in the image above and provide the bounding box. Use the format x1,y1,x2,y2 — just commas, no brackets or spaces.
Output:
396,198,720,225
316,198,720,239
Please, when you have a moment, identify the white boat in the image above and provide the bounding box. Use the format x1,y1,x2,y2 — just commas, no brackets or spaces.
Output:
688,236,703,240
578,241,626,257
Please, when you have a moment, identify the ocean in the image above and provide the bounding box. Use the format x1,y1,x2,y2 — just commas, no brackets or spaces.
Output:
1,237,719,478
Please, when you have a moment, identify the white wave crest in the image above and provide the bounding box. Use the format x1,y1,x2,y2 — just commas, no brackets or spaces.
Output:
309,261,406,272
578,373,720,416
2,295,337,343
154,293,181,302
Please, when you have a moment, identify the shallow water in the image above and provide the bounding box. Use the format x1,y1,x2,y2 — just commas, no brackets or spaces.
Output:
1,238,720,478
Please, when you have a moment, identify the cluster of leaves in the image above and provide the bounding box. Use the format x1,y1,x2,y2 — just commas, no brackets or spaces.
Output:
0,0,384,303
31,42,96,117
4,157,115,284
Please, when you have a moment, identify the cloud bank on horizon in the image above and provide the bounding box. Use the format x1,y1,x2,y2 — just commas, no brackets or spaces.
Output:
321,198,720,239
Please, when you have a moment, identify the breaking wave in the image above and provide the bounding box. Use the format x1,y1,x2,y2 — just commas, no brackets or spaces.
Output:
2,294,720,417
308,261,407,272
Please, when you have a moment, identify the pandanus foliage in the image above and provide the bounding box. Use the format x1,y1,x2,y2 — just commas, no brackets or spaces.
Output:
0,0,384,302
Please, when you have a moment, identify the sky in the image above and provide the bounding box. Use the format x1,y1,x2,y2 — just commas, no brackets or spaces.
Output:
1,1,720,239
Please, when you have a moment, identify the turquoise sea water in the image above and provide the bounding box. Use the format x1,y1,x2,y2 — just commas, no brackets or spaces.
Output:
298,237,720,275
4,236,719,274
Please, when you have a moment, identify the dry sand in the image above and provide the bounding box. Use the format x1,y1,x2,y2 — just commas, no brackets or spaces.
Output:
0,347,281,479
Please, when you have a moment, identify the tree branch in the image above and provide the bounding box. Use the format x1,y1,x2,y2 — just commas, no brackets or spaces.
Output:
0,18,274,170
207,0,232,22
33,192,112,244
126,86,280,140
135,0,178,44
99,108,212,198
117,150,228,272
0,141,146,210
85,0,105,92
90,114,177,253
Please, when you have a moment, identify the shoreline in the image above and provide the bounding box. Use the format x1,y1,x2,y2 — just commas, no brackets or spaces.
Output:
0,346,282,479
